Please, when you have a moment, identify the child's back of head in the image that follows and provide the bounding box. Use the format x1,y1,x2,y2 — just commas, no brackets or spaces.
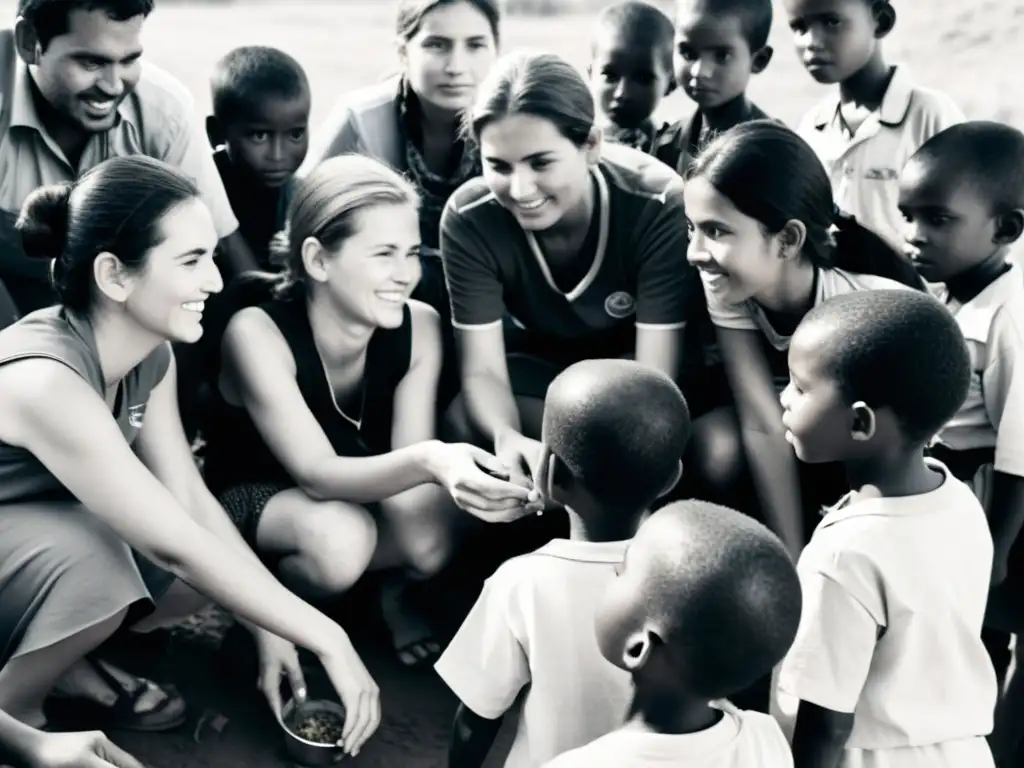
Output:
588,1,676,135
899,121,1024,285
595,499,801,700
785,289,971,464
208,46,311,187
541,359,690,526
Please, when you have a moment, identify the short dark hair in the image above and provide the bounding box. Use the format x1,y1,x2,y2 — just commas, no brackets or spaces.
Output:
798,289,971,446
910,121,1024,215
676,0,773,51
16,156,200,313
17,0,153,50
210,46,309,124
543,359,691,511
641,500,801,699
594,1,675,73
396,0,501,43
689,120,923,288
467,51,595,146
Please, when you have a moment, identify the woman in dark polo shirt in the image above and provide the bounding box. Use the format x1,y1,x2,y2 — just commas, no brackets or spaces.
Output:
441,51,701,494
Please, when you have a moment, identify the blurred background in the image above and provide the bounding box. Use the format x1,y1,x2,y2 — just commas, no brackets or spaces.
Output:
1,0,1020,130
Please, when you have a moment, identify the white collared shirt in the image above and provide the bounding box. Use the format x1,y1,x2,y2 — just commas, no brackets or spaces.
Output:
776,461,997,760
435,538,633,768
798,66,964,253
934,264,1024,477
0,31,237,240
542,701,793,767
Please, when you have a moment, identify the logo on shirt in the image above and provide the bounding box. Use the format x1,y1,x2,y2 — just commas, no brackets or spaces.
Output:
863,167,899,180
604,291,636,319
128,403,147,428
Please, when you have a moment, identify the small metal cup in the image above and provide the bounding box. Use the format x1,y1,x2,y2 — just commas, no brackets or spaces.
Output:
280,698,346,766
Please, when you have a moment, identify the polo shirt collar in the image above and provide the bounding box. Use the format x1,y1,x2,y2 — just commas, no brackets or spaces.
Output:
812,64,916,130
818,458,952,529
535,538,629,563
10,54,131,133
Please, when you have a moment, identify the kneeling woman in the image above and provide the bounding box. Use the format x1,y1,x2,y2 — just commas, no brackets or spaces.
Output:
0,157,378,754
202,155,534,666
682,121,923,559
441,51,702,483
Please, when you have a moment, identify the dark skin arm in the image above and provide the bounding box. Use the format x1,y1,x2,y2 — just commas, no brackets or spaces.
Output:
217,231,260,280
791,701,855,768
989,472,1024,585
448,704,503,768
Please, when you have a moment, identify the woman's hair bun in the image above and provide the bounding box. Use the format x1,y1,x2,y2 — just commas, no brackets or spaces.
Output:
16,181,74,261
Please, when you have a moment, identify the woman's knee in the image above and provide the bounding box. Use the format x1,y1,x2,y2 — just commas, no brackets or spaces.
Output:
403,523,455,579
292,502,379,594
687,407,747,497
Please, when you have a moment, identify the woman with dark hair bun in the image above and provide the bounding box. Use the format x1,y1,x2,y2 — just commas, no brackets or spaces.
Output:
0,156,379,756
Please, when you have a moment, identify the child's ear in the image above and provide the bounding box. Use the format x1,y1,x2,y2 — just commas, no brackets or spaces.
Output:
206,116,224,150
657,460,684,499
750,45,773,75
993,210,1024,246
620,629,657,672
850,401,877,442
873,0,896,38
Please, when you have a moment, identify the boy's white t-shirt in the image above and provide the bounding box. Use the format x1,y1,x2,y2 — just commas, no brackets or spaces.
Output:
775,461,997,767
540,701,792,767
797,65,964,253
435,538,633,768
934,264,1024,479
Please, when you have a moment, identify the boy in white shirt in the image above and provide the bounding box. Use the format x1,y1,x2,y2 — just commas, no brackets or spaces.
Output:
897,121,1024,765
782,0,963,252
776,289,998,768
436,359,690,768
544,499,800,768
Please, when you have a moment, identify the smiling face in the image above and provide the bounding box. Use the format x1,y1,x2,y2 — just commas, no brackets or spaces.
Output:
25,8,145,134
400,0,497,115
684,176,789,305
674,9,756,110
782,0,879,85
589,30,673,130
898,157,1001,284
223,92,310,188
313,202,422,330
121,198,223,344
480,113,597,232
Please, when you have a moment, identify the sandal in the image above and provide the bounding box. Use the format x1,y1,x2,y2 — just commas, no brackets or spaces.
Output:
379,576,441,668
47,657,188,733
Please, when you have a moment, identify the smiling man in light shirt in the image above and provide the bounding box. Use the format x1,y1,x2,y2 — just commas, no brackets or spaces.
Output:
0,0,259,318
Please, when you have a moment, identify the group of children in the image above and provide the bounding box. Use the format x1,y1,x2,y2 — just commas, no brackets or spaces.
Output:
196,0,1024,766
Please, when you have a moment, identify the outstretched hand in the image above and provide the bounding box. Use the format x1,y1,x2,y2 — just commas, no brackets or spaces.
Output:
430,442,540,522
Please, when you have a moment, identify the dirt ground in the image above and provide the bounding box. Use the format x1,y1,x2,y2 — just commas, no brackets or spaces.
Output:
74,520,564,768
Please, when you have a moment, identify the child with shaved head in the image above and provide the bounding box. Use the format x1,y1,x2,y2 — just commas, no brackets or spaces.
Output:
437,359,690,768
545,499,800,767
